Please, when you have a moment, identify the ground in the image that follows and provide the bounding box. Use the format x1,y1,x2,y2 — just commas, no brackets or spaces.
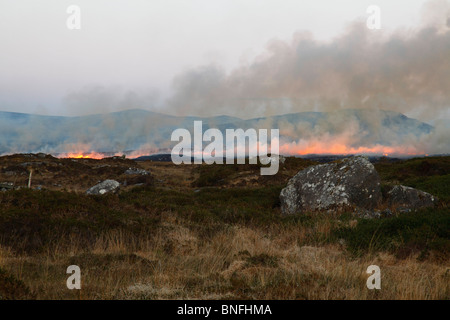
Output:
0,154,448,300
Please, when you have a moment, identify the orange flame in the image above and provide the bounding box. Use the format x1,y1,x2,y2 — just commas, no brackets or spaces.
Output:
57,149,159,160
278,142,423,156
56,139,425,160
59,152,105,159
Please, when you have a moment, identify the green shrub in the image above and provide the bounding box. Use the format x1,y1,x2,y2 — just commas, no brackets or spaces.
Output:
0,267,35,300
334,208,450,259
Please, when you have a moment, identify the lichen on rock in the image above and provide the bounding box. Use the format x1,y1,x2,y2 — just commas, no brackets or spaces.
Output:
280,156,382,215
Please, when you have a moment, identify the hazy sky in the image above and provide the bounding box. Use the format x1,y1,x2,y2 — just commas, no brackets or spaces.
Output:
0,0,447,120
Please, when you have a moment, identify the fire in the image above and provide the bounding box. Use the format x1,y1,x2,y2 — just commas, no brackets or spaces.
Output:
58,152,105,159
278,142,424,157
56,140,425,160
56,148,161,160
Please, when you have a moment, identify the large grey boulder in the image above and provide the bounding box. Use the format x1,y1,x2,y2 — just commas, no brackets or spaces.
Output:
280,156,381,215
387,185,437,211
86,179,120,195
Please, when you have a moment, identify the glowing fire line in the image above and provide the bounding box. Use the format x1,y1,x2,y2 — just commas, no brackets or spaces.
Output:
278,142,424,157
57,142,425,160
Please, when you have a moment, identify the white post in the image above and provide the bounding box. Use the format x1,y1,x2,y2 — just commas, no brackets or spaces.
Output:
28,169,33,188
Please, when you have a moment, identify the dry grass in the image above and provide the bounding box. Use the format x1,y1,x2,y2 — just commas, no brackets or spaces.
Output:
0,154,448,300
0,216,448,300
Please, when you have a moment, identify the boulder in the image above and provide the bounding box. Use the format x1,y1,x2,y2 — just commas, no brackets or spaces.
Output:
280,156,381,215
387,185,437,211
86,179,120,195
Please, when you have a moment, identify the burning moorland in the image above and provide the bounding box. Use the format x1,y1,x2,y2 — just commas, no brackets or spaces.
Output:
0,108,448,300
0,151,449,300
0,108,445,160
0,0,449,302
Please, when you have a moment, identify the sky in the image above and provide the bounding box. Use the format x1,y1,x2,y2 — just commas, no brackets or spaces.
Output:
0,0,449,123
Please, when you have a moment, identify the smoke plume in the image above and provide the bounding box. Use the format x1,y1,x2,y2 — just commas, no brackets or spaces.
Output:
167,0,450,123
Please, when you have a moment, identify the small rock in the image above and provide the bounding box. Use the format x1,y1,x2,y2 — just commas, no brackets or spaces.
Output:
133,183,144,187
20,162,43,167
380,209,393,217
86,179,120,195
124,168,149,176
355,208,381,219
398,207,412,214
0,182,14,191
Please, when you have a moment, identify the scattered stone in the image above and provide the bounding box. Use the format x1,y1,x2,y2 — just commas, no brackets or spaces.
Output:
252,155,286,165
355,208,381,219
380,208,393,217
0,182,14,192
261,155,286,164
19,162,44,167
358,208,394,219
398,207,412,214
280,156,382,215
387,185,437,211
111,155,126,160
124,167,149,176
86,179,120,195
133,183,144,187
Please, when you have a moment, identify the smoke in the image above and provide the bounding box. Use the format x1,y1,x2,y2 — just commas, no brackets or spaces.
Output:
1,1,449,156
166,0,450,122
150,0,450,156
62,85,161,116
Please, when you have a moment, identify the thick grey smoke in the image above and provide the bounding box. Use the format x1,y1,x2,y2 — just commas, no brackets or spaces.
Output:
157,1,450,155
167,0,450,122
1,0,449,156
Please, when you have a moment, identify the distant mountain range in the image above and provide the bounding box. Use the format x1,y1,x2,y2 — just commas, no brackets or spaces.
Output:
0,108,433,156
